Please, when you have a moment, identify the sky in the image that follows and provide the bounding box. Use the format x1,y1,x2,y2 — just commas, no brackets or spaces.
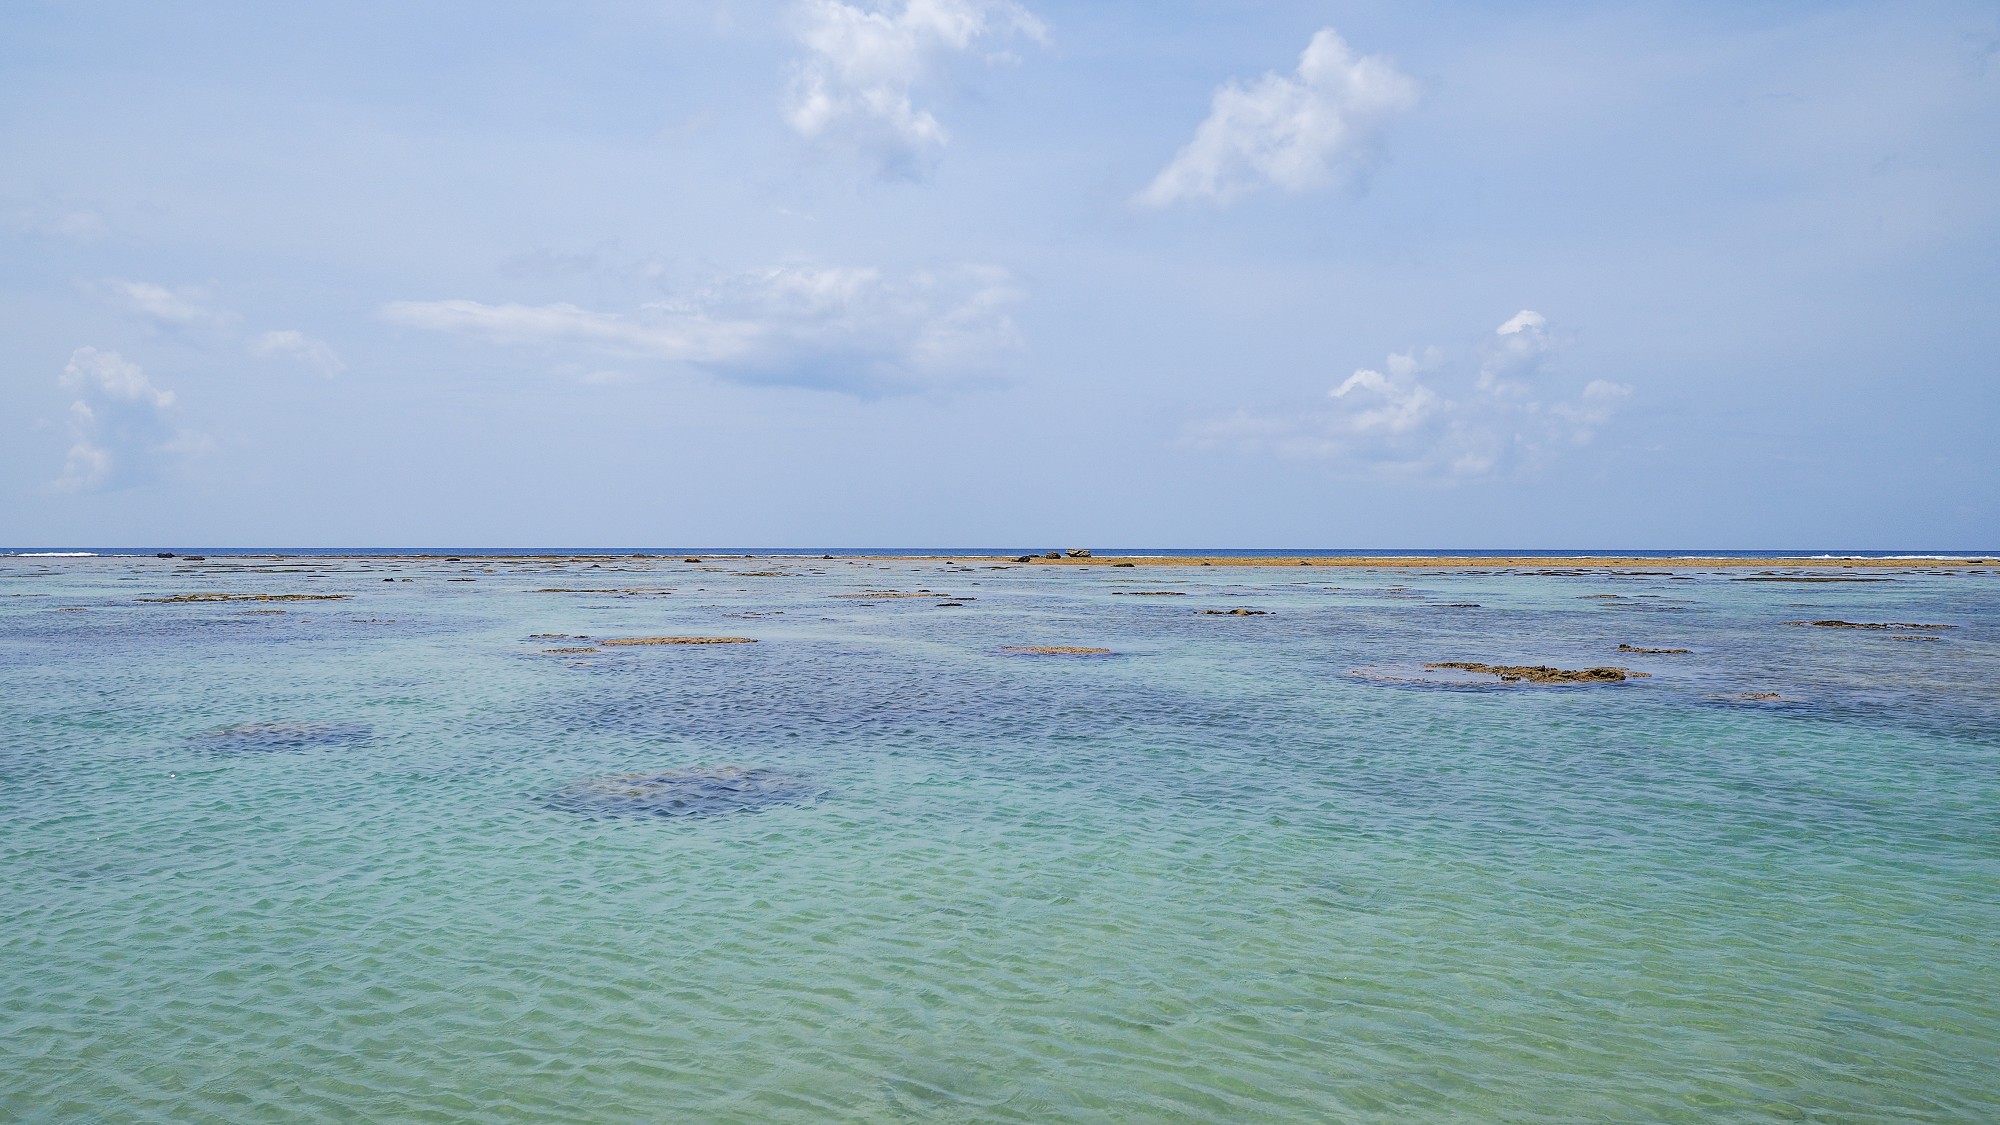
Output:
3,0,1997,549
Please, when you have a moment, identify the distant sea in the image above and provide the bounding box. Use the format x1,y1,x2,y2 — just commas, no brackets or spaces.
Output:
4,552,1995,1121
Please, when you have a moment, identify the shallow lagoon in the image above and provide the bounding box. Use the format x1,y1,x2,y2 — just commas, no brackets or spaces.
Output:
2,555,1997,1121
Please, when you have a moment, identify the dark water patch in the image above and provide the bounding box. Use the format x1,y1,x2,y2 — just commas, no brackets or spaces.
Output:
192,721,373,752
544,766,828,820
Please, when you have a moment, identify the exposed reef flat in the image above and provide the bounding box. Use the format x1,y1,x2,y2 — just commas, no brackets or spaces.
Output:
1425,662,1647,684
140,593,351,603
599,636,757,646
1784,620,1954,630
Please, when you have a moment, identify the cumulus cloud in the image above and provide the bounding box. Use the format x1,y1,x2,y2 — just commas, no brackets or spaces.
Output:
1190,311,1631,477
52,347,198,492
1139,27,1417,208
383,263,1022,394
250,330,346,377
785,0,1046,177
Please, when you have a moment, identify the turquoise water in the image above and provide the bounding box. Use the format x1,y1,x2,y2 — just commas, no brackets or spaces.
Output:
3,556,1996,1122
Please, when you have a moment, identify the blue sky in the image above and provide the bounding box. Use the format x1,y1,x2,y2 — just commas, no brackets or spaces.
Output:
4,1,1996,548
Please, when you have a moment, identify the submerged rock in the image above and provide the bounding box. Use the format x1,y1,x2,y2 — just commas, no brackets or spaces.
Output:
194,721,372,751
1201,608,1269,616
1619,644,1692,654
546,766,826,820
1424,662,1647,684
1001,645,1113,655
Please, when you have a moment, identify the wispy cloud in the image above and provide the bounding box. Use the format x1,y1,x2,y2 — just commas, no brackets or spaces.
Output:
1139,27,1417,208
785,0,1046,178
1190,311,1631,477
52,347,202,492
250,330,346,377
383,263,1023,394
8,206,110,241
97,279,228,327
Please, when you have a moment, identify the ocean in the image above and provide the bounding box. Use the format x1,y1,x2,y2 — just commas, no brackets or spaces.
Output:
3,553,1995,1121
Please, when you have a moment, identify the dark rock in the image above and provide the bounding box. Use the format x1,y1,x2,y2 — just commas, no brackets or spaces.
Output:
156,552,175,558
1619,644,1691,654
1201,608,1269,616
1112,562,1136,567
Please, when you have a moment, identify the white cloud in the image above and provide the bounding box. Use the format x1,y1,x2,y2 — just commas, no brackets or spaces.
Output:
1190,311,1632,477
52,347,198,492
383,263,1022,394
99,279,226,327
785,0,1046,177
1139,27,1418,208
250,330,346,377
